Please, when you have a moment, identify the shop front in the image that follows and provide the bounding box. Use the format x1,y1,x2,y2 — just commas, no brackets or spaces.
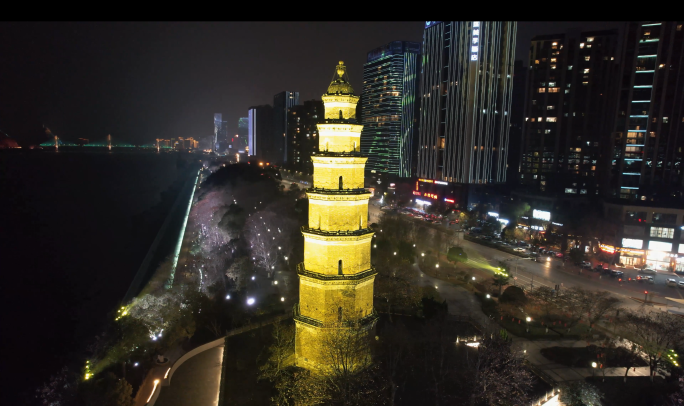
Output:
645,251,672,272
619,248,645,267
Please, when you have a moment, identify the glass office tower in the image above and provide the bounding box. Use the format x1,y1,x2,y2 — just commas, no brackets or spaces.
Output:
360,41,420,177
417,21,516,184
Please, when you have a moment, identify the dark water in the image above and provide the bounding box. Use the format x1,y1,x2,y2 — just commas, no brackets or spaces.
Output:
0,149,195,403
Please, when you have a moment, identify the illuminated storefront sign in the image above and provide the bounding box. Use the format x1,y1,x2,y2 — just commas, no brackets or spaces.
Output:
415,199,432,206
532,209,551,221
424,193,438,199
648,241,672,252
444,198,455,203
498,218,510,225
600,244,616,254
622,238,644,249
488,212,499,217
418,178,448,185
471,22,480,61
412,191,421,196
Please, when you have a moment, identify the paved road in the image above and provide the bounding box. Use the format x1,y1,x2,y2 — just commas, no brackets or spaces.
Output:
370,202,684,307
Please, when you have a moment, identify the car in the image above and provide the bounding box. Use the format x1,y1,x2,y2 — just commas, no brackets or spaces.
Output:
640,268,657,274
414,215,423,220
555,252,564,258
667,278,678,287
610,269,623,277
581,261,592,269
679,281,684,288
513,247,526,252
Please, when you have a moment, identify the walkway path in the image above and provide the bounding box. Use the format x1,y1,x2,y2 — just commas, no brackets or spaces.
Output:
154,346,224,406
511,338,652,383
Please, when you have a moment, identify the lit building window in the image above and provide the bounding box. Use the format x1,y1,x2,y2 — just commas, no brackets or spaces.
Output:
546,117,557,122
586,37,594,42
663,117,669,123
548,87,560,93
545,129,551,134
584,68,590,74
538,87,546,93
579,43,585,48
550,58,557,62
650,227,674,239
568,65,573,70
548,82,556,86
547,105,555,110
551,65,556,69
585,56,591,61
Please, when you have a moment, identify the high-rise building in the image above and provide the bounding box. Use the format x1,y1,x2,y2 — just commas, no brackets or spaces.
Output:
507,60,527,184
519,30,619,196
417,21,516,184
232,117,248,153
360,41,421,177
287,100,323,170
247,105,273,160
274,91,300,164
609,21,684,200
295,61,377,371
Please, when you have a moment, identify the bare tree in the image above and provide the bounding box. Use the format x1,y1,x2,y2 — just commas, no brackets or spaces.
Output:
259,321,295,382
619,310,684,380
244,210,297,278
463,334,535,406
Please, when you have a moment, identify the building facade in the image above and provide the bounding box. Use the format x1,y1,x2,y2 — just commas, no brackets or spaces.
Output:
609,21,684,200
601,200,684,272
247,105,273,160
295,61,377,371
274,91,300,164
360,41,420,177
417,21,516,184
287,100,323,170
520,30,619,196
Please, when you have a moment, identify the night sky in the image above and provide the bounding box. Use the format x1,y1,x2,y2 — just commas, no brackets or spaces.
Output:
0,21,624,146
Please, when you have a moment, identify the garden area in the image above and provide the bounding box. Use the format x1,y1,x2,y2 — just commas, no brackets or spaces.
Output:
540,345,649,368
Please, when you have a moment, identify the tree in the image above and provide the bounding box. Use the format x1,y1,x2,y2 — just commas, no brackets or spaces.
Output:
218,203,246,240
499,286,527,306
259,321,295,382
491,273,510,297
447,246,468,263
527,286,557,319
620,310,684,380
569,248,585,265
559,381,603,406
464,335,535,406
81,373,135,406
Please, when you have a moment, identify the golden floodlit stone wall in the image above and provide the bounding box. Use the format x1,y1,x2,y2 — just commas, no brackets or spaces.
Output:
321,94,360,120
307,196,370,231
302,234,372,275
312,156,366,189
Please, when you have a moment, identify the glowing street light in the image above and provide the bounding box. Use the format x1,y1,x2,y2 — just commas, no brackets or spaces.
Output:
394,252,397,255
251,276,256,280
281,297,285,302
486,294,491,299
247,298,255,305
225,294,231,300
421,253,425,257
472,276,476,281
436,264,440,268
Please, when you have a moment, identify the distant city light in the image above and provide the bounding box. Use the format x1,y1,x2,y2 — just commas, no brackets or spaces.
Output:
247,298,255,305
225,294,231,300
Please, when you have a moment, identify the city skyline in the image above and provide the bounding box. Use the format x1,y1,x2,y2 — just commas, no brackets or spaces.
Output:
0,21,624,146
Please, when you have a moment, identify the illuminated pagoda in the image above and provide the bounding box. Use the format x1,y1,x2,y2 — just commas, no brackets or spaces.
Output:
294,61,378,371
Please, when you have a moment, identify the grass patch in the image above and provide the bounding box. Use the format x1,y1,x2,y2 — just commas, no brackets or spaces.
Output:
541,346,648,368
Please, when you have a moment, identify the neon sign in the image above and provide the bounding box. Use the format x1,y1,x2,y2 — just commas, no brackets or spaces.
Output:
471,22,480,61
412,191,421,196
434,180,448,185
424,193,438,200
418,178,433,183
444,198,455,203
599,244,616,254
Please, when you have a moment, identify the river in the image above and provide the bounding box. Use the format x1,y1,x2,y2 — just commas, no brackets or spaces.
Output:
0,149,199,404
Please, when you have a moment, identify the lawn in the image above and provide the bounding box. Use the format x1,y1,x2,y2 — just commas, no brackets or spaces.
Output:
540,345,648,368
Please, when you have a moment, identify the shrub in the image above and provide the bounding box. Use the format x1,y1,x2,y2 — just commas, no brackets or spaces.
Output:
499,286,527,306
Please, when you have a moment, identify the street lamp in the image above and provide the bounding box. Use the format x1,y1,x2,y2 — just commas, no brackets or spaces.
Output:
247,298,255,305
421,253,425,257
472,276,476,281
436,264,439,268
591,362,597,377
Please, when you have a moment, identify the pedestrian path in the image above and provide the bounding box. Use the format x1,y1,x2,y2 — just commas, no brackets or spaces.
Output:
511,338,652,383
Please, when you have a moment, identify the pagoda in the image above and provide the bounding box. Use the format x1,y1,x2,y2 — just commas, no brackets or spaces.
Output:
294,61,378,371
